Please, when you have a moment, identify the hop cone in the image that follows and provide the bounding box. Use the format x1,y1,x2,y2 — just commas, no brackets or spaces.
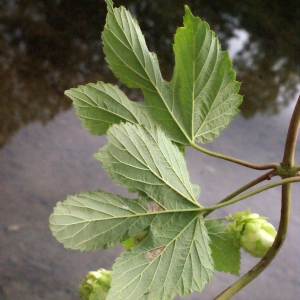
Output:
227,209,277,258
78,268,112,300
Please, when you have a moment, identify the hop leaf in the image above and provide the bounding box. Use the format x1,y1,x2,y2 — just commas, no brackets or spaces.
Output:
65,0,242,146
50,123,215,299
206,219,241,275
50,0,245,298
226,209,277,258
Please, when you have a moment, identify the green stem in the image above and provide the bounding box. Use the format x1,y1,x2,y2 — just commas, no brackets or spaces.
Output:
214,96,300,299
203,176,300,213
190,142,278,171
214,183,291,300
203,170,276,217
282,95,300,169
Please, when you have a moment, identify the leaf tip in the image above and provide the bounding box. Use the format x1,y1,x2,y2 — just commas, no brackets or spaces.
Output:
64,89,70,97
183,5,194,24
105,0,114,12
184,4,192,15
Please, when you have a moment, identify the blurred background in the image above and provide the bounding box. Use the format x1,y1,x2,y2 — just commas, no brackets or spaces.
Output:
0,0,299,299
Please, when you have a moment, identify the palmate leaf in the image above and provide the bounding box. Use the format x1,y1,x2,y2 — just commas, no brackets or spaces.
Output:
52,1,245,298
50,123,216,299
50,122,200,251
65,0,242,146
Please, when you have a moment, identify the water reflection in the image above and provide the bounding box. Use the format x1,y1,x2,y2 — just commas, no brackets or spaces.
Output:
0,0,299,147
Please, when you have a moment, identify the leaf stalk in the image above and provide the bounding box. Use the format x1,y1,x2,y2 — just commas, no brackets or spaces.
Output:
190,142,278,171
203,177,299,213
203,170,276,217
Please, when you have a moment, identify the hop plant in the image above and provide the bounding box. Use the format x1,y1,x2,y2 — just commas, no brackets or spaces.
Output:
78,268,112,300
226,209,277,258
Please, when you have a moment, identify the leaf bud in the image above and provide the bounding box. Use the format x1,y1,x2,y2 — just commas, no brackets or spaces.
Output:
226,209,277,258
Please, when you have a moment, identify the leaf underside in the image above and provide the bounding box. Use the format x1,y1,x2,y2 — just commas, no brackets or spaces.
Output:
94,123,200,210
206,219,241,275
50,125,241,299
108,214,214,300
51,0,244,299
50,123,217,299
50,191,154,251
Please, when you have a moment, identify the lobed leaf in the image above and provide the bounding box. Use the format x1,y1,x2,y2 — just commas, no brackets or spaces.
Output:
50,191,155,251
102,0,189,144
108,214,214,300
65,82,150,135
66,0,242,146
52,2,245,299
172,6,243,143
50,122,202,251
94,122,201,210
206,219,241,275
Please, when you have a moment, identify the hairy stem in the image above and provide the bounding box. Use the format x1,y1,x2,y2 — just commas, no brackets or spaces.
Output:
203,170,276,217
214,183,291,300
190,142,278,171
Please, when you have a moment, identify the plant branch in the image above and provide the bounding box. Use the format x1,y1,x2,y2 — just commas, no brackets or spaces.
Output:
190,142,278,171
214,96,300,299
282,95,300,169
203,170,276,217
203,176,300,213
214,183,291,300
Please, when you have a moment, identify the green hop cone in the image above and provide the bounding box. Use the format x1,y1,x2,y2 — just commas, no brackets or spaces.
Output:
226,209,277,258
78,268,112,300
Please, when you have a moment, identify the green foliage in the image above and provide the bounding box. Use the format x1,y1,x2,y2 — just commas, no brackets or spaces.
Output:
95,123,200,210
50,191,153,251
206,219,241,275
172,6,242,144
65,82,150,135
50,123,215,298
109,214,213,300
66,0,242,145
50,0,247,299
